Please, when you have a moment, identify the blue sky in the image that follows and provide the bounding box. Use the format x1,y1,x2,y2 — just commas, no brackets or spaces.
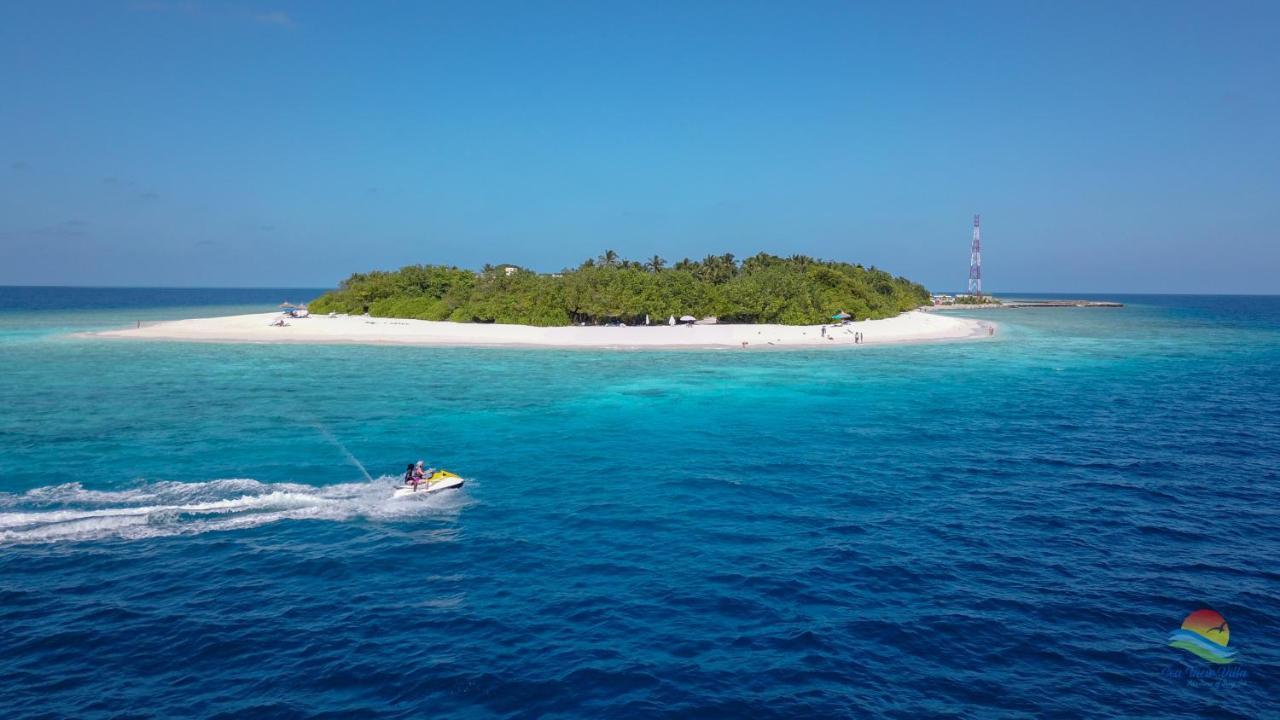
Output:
2,1,1277,292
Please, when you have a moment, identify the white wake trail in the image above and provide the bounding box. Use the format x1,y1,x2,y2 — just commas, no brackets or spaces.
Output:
0,476,467,545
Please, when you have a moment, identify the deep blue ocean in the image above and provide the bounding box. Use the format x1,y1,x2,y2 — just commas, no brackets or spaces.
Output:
1,288,1276,719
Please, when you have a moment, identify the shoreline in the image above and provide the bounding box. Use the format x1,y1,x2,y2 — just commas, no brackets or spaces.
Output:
87,310,994,350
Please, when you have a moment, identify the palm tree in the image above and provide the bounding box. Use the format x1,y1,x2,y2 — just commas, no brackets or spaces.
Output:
742,252,778,274
699,253,736,284
788,254,815,270
720,253,738,281
646,255,666,272
674,257,695,272
598,249,620,268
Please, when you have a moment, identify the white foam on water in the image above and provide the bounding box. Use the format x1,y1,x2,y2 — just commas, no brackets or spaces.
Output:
0,476,468,545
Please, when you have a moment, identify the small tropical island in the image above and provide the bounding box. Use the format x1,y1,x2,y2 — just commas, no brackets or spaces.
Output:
309,251,932,325
96,252,995,349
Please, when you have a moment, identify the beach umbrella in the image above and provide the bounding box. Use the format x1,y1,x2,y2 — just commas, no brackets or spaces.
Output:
831,311,851,320
680,315,697,323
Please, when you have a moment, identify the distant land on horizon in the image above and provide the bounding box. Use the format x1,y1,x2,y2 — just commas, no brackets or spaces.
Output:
307,253,929,326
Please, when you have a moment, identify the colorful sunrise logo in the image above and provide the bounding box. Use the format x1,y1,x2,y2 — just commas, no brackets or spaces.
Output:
1168,609,1237,664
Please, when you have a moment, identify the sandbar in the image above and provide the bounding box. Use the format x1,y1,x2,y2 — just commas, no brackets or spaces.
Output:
91,310,993,349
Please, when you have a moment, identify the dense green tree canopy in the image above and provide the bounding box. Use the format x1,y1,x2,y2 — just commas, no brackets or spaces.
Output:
308,253,931,326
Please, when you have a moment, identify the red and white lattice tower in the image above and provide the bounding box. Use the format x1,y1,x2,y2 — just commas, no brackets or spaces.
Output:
968,214,982,297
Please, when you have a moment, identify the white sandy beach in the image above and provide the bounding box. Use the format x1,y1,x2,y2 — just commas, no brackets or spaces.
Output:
93,310,992,349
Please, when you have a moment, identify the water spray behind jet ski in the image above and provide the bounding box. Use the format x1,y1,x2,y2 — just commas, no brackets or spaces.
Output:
309,421,373,483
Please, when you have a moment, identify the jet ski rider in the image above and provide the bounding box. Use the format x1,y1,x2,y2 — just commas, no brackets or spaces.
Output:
403,460,437,492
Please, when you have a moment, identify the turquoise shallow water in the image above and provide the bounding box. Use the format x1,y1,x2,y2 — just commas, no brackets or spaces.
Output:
1,289,1277,718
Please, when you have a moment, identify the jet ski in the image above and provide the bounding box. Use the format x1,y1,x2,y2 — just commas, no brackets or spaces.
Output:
393,470,464,498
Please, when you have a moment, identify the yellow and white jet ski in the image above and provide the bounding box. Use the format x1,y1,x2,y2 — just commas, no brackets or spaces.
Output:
393,470,464,498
